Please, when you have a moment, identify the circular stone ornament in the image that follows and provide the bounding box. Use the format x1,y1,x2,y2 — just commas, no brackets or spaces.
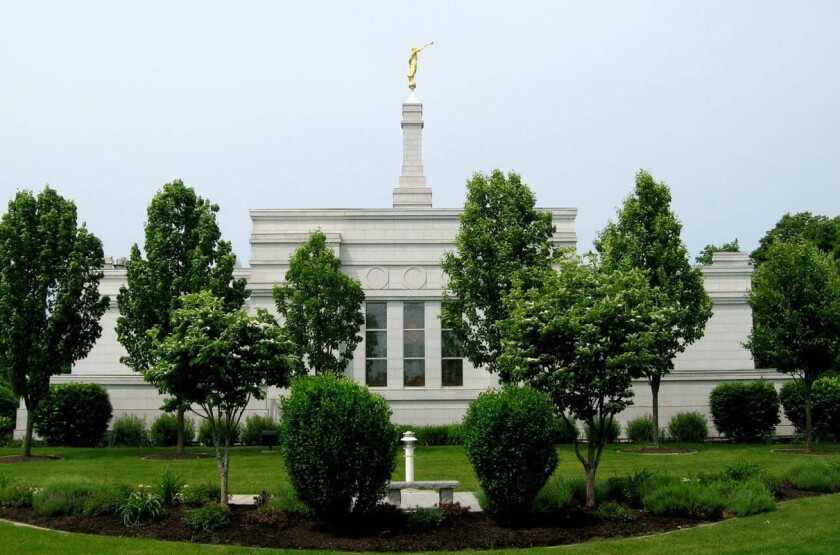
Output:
365,267,389,289
403,267,427,289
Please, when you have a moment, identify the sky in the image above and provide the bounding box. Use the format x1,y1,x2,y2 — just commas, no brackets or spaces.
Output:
2,1,838,265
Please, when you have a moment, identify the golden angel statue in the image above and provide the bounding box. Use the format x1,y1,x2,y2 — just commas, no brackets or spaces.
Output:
407,42,434,90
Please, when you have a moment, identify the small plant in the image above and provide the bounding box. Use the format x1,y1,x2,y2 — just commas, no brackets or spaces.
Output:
584,418,622,444
783,461,840,493
406,507,448,530
185,503,231,531
269,485,309,516
253,490,272,508
180,483,222,508
33,479,100,516
723,460,763,481
117,486,166,526
81,483,131,516
568,478,610,507
596,500,636,522
532,474,574,512
149,413,196,447
198,417,241,447
155,469,185,506
626,414,654,443
668,412,709,443
551,416,579,444
605,469,657,506
0,484,36,508
243,503,291,527
240,414,282,446
724,479,776,517
709,381,780,442
643,481,726,519
0,472,15,489
109,414,148,447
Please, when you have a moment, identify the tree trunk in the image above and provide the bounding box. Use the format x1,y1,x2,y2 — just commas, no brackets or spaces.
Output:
176,407,186,456
585,466,597,509
804,382,814,453
650,375,661,449
22,398,35,458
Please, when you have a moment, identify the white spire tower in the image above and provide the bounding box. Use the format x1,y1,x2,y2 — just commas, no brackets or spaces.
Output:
393,91,433,209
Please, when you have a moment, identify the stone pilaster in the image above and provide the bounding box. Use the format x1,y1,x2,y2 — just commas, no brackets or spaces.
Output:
393,91,433,208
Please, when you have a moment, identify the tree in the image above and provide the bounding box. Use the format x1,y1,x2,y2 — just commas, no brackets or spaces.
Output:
746,240,840,452
696,239,740,265
273,230,364,376
146,291,298,504
751,212,840,268
596,170,712,448
441,170,556,381
116,180,247,455
499,255,670,507
0,187,109,457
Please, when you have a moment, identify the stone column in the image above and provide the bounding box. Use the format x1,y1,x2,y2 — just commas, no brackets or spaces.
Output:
393,91,433,208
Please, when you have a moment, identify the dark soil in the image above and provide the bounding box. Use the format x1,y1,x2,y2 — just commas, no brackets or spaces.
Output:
142,453,213,461
0,455,60,464
618,447,697,455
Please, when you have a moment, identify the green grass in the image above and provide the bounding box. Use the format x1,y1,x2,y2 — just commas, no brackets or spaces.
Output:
0,494,838,554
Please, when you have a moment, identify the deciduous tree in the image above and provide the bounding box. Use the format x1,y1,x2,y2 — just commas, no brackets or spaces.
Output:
273,230,364,376
746,240,840,452
441,170,556,380
146,291,298,503
0,187,109,457
751,212,840,268
116,180,247,454
696,239,740,265
596,170,712,448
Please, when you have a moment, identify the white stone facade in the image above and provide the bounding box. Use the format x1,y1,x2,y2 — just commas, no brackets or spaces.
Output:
14,94,789,438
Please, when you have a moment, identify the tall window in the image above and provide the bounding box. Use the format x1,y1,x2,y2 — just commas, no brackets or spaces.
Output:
403,302,425,386
441,328,464,386
365,302,387,386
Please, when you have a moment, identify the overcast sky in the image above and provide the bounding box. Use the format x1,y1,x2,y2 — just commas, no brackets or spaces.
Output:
2,1,838,265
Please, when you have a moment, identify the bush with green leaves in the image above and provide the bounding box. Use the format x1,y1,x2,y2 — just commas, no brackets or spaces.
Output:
642,481,726,519
198,417,241,447
34,383,112,447
584,418,621,444
149,413,196,447
394,424,463,446
780,376,840,441
0,484,36,508
532,474,574,512
109,414,148,447
33,478,102,517
605,469,659,506
551,416,579,444
81,483,131,516
155,469,185,506
668,412,709,443
0,384,18,426
783,461,840,493
240,414,282,446
722,479,776,517
709,382,780,442
626,414,655,443
117,486,166,526
0,416,13,442
180,482,222,507
596,500,636,522
185,503,231,531
462,385,558,520
281,375,397,525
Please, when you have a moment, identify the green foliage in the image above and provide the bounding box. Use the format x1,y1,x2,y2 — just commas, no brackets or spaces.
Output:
0,416,13,441
109,414,148,447
273,230,365,376
696,239,740,265
0,383,18,424
668,412,709,443
605,469,659,506
149,413,195,447
117,486,166,526
34,383,112,447
551,416,579,444
626,414,655,443
585,418,622,444
783,461,840,492
747,240,840,450
596,500,637,522
81,483,131,516
500,253,671,506
179,483,222,508
724,479,776,517
406,507,448,530
269,485,310,516
462,385,558,520
33,478,102,517
780,376,840,442
154,469,185,506
751,212,840,267
596,170,713,449
0,186,109,456
184,503,231,531
280,374,397,525
441,169,556,380
0,484,36,508
642,481,726,519
197,418,241,447
709,382,780,442
723,460,763,481
394,424,463,446
240,414,281,446
532,474,575,512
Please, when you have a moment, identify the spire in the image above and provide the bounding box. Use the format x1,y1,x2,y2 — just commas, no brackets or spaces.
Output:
393,91,433,209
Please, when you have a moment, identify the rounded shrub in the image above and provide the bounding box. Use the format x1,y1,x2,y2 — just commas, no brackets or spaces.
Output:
149,413,196,447
780,376,840,441
626,414,654,443
709,381,780,442
462,385,558,520
551,416,579,444
280,375,397,525
240,414,282,446
584,418,622,444
668,412,709,443
109,414,148,447
34,383,112,447
198,418,241,446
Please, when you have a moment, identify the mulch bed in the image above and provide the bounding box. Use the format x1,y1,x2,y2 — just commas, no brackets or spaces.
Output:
142,453,213,461
618,447,697,455
0,455,61,464
0,504,706,551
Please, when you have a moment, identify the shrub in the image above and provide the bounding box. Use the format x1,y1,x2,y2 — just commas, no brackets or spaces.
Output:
780,376,840,441
149,413,196,447
724,479,776,517
155,469,185,506
82,483,131,516
34,383,112,447
551,416,579,444
783,461,840,493
626,414,654,443
281,375,397,525
198,418,241,447
185,503,231,531
0,416,14,441
180,482,222,507
0,384,18,425
709,382,780,442
240,414,282,446
462,385,558,520
109,414,148,447
394,424,463,446
605,469,658,506
0,484,36,508
668,412,709,443
584,418,621,444
596,500,636,522
270,485,310,516
117,486,166,526
532,474,574,512
568,477,611,506
643,481,726,519
723,460,763,481
33,478,101,516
